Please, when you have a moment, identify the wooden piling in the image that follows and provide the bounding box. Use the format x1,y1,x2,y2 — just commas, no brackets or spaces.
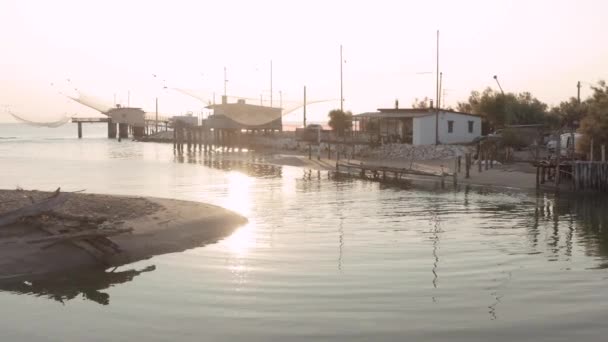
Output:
478,153,482,173
465,153,470,179
541,166,546,184
485,150,489,170
77,122,82,139
457,156,462,173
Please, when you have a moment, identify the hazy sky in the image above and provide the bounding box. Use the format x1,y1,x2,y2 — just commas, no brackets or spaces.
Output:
1,0,607,123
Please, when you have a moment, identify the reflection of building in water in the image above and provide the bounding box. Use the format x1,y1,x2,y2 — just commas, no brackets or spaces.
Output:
0,265,155,305
172,152,283,179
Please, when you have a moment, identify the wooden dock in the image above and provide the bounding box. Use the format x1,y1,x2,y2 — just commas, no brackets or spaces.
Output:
335,161,456,186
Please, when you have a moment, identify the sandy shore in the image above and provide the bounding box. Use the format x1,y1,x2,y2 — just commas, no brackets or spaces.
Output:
0,190,247,281
263,152,539,191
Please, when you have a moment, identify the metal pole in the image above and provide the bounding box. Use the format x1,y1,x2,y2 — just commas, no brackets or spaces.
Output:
303,86,307,128
438,72,443,109
224,67,227,97
493,75,504,95
317,126,321,161
340,45,344,112
574,81,581,159
435,30,439,145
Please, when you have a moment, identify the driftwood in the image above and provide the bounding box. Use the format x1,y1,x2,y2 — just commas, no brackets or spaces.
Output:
36,224,118,264
0,188,127,265
28,227,133,246
0,188,67,227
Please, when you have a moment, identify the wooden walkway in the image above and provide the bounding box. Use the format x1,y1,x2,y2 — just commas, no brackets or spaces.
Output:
335,161,455,185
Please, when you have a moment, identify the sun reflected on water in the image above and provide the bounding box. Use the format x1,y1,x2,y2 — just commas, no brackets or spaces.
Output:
223,222,257,258
222,171,254,216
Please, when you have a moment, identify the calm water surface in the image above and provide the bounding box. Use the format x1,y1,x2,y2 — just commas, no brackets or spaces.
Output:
1,123,608,341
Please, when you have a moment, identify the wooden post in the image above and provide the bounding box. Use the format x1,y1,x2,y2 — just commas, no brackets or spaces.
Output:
328,143,331,159
465,153,470,179
77,122,82,139
485,150,489,170
572,161,579,190
453,169,457,187
536,165,540,188
555,131,561,187
457,156,462,173
590,138,595,161
478,152,482,173
541,166,546,184
173,126,177,151
308,144,312,160
602,144,606,162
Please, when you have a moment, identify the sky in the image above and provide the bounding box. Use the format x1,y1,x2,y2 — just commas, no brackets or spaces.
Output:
1,0,607,124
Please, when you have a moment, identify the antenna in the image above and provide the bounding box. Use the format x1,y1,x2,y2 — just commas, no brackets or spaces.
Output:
340,45,344,112
224,67,228,97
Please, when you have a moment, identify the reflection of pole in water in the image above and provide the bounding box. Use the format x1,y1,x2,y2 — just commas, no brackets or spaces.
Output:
429,209,442,297
338,216,344,271
488,292,502,320
488,271,511,321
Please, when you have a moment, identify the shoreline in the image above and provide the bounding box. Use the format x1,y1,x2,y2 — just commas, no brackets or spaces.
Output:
0,190,247,282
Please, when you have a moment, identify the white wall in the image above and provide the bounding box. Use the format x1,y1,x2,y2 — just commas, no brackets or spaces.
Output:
413,115,437,145
413,112,481,145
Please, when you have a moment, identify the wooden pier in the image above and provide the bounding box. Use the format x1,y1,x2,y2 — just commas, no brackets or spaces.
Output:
335,161,455,186
535,160,608,192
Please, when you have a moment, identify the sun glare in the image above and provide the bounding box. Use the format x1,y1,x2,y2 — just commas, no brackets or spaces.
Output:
223,222,257,258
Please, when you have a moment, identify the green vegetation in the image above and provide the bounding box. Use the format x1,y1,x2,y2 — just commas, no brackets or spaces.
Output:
578,81,608,158
456,88,548,133
455,81,608,151
327,109,352,137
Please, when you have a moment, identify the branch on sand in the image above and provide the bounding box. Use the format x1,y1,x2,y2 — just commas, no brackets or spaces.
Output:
0,188,68,227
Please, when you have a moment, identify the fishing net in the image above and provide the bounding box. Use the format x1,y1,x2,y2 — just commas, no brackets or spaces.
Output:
8,110,72,128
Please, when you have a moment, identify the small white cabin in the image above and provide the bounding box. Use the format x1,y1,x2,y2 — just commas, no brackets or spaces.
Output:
354,108,481,145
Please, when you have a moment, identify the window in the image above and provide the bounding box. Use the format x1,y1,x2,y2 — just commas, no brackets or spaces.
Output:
447,120,454,133
468,121,474,133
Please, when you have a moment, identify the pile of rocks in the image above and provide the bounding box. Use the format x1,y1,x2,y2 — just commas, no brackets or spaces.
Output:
357,143,473,161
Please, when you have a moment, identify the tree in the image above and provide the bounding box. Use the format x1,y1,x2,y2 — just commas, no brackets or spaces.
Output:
548,97,588,130
457,87,549,133
578,81,608,158
328,109,353,136
412,97,431,109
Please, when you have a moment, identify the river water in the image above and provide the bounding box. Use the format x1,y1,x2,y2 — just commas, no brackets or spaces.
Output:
1,123,608,341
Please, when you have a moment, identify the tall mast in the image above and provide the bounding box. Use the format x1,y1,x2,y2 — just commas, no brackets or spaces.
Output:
223,67,227,97
340,45,344,112
435,30,440,145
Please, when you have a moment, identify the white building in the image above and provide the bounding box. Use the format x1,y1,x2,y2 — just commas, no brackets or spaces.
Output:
354,107,481,145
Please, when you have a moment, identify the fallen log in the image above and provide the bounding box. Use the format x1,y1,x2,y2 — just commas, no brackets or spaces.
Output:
28,227,133,246
0,188,67,227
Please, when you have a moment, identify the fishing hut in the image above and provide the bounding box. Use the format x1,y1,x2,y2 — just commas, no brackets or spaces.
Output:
200,95,282,150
